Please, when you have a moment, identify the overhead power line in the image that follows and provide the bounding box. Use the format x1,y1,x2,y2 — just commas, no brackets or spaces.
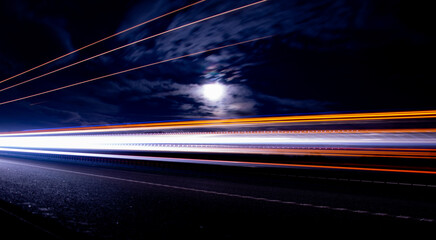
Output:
0,0,267,93
0,0,207,85
0,35,273,106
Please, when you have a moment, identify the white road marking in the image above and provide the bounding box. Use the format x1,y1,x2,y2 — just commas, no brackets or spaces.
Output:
0,158,434,223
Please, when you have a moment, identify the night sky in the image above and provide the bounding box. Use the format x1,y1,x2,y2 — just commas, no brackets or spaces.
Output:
0,0,434,131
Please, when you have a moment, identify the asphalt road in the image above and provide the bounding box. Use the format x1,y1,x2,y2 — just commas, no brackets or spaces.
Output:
1,156,436,239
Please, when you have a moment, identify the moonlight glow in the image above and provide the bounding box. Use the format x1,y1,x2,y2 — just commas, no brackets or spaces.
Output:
202,83,225,101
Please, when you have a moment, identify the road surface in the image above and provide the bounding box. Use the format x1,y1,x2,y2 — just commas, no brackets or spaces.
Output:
1,155,435,239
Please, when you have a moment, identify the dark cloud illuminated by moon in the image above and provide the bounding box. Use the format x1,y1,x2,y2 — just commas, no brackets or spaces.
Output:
0,0,434,131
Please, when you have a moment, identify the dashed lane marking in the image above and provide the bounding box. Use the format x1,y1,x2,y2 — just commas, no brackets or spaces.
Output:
0,158,434,223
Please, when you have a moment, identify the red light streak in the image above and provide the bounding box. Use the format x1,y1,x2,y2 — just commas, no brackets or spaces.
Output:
2,147,436,174
1,113,436,174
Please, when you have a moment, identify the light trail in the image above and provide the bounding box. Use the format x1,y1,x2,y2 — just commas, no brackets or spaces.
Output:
0,35,273,106
1,110,435,135
1,121,436,173
0,0,207,85
0,0,267,93
1,147,436,175
1,109,435,174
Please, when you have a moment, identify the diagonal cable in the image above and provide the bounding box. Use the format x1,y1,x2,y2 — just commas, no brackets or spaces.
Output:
0,35,273,106
0,0,207,85
0,0,267,93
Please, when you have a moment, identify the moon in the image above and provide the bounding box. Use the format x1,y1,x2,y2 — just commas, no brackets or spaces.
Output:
202,83,225,101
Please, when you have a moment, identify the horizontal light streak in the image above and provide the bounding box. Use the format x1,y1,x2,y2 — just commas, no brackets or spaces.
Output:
1,130,435,145
1,147,436,175
1,129,435,157
2,110,436,136
1,111,435,173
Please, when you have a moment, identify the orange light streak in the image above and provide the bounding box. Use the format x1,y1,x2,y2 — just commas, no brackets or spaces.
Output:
72,110,436,131
49,148,436,174
241,161,436,175
0,0,267,93
178,151,436,171
6,110,435,134
3,147,436,174
120,145,436,159
0,0,207,85
0,35,273,106
0,111,435,135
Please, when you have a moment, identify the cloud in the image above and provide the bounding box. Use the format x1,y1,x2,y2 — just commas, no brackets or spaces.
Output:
102,76,258,118
102,75,329,119
116,0,416,68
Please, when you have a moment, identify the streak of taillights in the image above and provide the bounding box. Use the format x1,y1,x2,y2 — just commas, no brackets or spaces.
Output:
1,111,436,174
1,147,436,175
